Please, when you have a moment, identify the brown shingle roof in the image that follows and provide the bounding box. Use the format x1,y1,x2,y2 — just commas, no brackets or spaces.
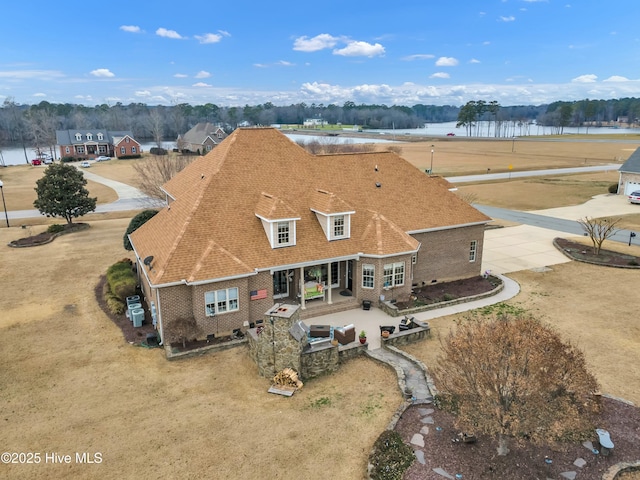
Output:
310,189,354,214
131,128,490,285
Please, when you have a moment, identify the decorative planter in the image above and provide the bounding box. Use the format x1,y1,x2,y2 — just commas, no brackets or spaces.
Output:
381,330,390,339
359,337,366,344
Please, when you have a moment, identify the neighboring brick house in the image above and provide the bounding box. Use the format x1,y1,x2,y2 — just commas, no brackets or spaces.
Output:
130,128,490,344
618,147,640,195
56,130,141,159
177,122,227,154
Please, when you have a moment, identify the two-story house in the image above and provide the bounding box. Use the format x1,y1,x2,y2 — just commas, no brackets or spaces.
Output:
129,128,490,343
56,130,141,159
177,123,227,154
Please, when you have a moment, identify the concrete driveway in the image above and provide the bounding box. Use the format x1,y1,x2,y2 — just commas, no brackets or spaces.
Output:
480,194,639,274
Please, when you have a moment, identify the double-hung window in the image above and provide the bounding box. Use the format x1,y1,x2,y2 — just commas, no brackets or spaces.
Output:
362,264,375,289
277,221,290,245
469,240,477,262
333,215,345,238
383,262,405,287
205,287,239,316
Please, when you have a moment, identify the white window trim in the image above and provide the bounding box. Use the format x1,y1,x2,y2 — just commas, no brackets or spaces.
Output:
205,287,239,316
362,264,375,289
383,262,405,287
97,133,104,141
275,221,292,247
469,240,477,262
332,215,346,239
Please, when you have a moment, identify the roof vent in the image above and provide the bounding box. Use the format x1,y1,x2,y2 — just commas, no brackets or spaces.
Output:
375,182,381,188
375,165,378,172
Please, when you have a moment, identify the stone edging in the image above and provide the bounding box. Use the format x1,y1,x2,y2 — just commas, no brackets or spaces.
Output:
386,345,438,400
601,460,640,480
381,277,505,317
164,337,247,360
553,238,640,269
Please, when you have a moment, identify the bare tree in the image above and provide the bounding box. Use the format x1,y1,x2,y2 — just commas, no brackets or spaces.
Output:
133,152,195,200
577,216,620,255
147,107,165,148
164,317,202,348
432,314,600,456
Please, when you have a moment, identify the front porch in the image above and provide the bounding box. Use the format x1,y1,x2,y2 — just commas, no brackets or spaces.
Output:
276,286,362,320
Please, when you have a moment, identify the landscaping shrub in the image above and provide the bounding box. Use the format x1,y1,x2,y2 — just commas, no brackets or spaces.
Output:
106,260,137,301
608,183,618,194
60,156,75,163
47,224,65,233
150,147,167,155
369,430,414,480
106,292,126,315
123,210,158,250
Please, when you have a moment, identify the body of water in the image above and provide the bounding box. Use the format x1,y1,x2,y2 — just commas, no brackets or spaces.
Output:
2,122,640,167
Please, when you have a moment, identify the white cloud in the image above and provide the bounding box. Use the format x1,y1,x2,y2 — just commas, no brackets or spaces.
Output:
195,33,223,44
276,61,294,66
469,58,481,64
156,28,184,39
195,71,211,79
499,16,516,22
192,82,211,87
253,64,268,68
0,69,64,79
90,68,115,78
174,73,188,78
120,25,141,33
435,57,459,67
430,72,450,79
135,90,151,97
402,54,435,61
33,93,46,97
604,75,629,82
572,74,597,83
293,34,340,52
333,41,385,57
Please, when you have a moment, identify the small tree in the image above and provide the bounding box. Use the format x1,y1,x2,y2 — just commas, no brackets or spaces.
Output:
577,216,620,255
164,317,202,349
133,152,194,200
33,163,97,224
123,209,159,250
432,314,600,456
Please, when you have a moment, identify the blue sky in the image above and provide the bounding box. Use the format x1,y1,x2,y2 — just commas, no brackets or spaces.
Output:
2,0,639,107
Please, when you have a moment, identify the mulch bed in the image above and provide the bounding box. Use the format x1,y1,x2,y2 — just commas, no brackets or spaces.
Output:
395,396,640,480
8,223,89,247
395,275,499,310
94,276,157,345
555,238,640,268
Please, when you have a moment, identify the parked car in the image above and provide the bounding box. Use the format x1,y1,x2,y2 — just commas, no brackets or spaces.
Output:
95,155,111,162
80,161,91,168
629,191,640,204
43,158,53,164
446,132,456,136
31,159,42,166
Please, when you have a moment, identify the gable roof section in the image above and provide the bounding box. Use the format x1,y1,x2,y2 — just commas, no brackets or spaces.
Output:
181,122,225,145
255,193,299,220
131,128,490,286
310,189,355,215
620,147,640,173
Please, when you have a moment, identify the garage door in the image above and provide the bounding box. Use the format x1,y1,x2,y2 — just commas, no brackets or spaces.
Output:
625,181,640,195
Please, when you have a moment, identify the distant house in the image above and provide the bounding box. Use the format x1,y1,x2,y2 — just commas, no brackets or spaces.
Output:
618,147,640,195
177,123,227,154
303,118,326,128
130,127,490,346
56,130,141,159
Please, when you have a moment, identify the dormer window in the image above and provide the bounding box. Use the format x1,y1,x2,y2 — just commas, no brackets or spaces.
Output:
97,133,104,141
255,192,299,249
277,222,290,245
333,215,345,238
75,133,82,141
86,133,93,141
310,189,354,242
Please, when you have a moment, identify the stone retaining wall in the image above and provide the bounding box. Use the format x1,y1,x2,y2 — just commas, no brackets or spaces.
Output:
380,279,504,317
381,321,431,347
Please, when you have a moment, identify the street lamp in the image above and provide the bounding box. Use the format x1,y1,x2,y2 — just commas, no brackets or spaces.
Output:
429,145,434,174
0,180,9,227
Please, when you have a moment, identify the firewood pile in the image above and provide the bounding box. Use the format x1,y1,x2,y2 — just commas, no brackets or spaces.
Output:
272,368,304,390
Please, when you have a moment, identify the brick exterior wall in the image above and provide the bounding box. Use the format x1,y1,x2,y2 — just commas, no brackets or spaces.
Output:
114,138,141,157
411,225,485,285
354,254,414,306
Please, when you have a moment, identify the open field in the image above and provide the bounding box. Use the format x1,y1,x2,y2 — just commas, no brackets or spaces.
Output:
1,137,640,478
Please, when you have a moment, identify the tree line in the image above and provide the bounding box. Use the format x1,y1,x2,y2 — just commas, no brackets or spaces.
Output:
2,96,640,150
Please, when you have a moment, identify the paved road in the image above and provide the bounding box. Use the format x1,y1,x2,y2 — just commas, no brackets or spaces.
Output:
446,163,620,183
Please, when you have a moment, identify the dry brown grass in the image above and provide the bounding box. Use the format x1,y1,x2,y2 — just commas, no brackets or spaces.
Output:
0,220,399,480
